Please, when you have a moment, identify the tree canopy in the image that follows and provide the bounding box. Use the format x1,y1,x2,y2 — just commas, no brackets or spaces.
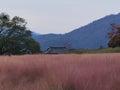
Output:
107,23,120,48
0,12,41,55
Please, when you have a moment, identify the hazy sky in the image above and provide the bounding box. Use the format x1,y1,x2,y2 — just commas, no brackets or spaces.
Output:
1,0,120,34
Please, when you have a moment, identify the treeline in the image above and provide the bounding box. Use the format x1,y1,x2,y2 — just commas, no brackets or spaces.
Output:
0,13,41,55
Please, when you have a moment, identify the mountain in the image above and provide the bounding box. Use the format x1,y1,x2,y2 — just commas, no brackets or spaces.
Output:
32,13,120,51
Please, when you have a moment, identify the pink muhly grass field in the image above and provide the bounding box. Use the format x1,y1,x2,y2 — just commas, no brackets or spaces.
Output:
0,54,120,90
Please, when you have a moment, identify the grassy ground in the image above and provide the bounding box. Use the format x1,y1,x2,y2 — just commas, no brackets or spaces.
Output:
0,54,120,90
71,47,120,54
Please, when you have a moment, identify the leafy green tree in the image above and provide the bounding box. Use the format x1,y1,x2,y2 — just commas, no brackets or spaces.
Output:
107,23,120,48
0,12,41,55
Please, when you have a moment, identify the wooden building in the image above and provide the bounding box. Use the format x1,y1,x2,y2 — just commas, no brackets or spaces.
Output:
44,47,70,54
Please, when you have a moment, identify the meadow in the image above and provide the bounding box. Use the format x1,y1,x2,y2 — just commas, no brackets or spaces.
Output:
0,54,120,90
71,47,120,54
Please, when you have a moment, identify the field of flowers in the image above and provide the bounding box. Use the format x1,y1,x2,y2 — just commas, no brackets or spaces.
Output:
0,54,120,90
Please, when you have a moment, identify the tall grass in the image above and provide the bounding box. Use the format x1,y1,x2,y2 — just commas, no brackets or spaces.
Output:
0,54,120,90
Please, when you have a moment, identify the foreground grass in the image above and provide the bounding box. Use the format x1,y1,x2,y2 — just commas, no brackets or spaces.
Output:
71,47,120,54
0,54,120,90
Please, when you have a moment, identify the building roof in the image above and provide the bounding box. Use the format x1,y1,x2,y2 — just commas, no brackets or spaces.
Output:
45,47,69,54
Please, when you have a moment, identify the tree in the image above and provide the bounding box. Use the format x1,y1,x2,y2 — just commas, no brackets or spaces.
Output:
0,12,41,55
107,23,120,48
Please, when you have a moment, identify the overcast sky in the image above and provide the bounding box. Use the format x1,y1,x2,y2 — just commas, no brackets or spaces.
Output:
1,0,120,34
